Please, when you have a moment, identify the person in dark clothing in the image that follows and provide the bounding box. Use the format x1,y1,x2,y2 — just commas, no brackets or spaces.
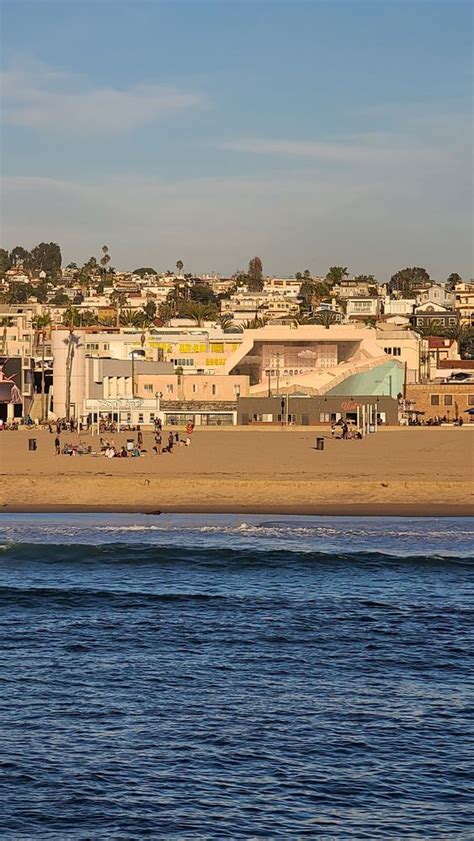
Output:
55,436,61,455
168,432,174,452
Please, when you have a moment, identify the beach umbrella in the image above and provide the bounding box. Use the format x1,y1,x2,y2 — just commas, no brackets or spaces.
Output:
464,408,474,414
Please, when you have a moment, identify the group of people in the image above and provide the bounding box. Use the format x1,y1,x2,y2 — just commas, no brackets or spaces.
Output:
53,420,194,458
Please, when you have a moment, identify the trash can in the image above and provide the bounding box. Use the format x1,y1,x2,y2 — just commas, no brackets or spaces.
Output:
28,438,37,451
316,437,324,451
126,439,134,452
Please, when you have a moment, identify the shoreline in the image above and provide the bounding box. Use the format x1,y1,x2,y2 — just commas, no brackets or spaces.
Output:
2,503,472,517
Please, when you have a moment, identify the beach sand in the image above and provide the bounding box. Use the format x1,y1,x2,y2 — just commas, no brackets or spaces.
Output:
0,427,472,516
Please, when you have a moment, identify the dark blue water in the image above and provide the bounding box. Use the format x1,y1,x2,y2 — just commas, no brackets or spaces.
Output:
0,514,473,839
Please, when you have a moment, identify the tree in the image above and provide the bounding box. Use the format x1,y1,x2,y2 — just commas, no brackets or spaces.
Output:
446,272,462,290
325,266,349,286
248,256,264,291
190,284,218,306
0,248,11,278
63,306,82,327
110,290,128,328
27,242,62,278
35,282,49,303
133,267,157,277
176,260,184,274
157,302,175,324
142,300,157,322
120,308,146,327
10,246,30,267
6,283,33,304
51,289,70,306
389,267,430,297
303,269,311,280
416,320,445,337
66,262,78,270
100,245,111,278
182,301,219,326
312,310,339,329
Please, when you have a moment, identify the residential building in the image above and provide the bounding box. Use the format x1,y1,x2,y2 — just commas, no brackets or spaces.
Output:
345,297,381,321
454,283,474,327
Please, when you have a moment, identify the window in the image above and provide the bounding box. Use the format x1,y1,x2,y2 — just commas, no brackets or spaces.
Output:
430,395,440,406
167,384,173,394
444,395,453,406
393,347,401,357
138,413,144,424
319,412,331,422
86,343,99,353
192,384,197,394
150,413,155,422
384,348,392,354
212,384,217,396
469,395,474,406
102,343,109,351
234,385,241,396
144,384,153,393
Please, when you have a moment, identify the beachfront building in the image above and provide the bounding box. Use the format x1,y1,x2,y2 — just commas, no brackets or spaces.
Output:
237,395,399,426
406,382,474,422
135,372,249,426
223,324,405,399
0,356,35,422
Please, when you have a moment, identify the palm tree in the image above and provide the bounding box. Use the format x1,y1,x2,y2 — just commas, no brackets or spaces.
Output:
416,320,445,337
185,302,218,327
100,245,111,278
311,311,339,329
242,316,267,329
176,259,184,274
110,290,128,328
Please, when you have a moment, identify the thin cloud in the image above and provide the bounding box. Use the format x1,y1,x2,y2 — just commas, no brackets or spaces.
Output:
219,136,449,166
1,59,208,134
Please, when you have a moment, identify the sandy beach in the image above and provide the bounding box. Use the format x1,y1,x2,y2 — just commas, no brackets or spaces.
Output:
0,427,472,516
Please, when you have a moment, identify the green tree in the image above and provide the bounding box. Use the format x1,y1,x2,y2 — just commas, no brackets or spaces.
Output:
325,266,349,286
66,262,78,270
110,290,128,328
353,274,377,287
446,272,462,290
247,256,264,292
190,284,218,306
6,283,33,304
0,248,11,278
176,259,184,274
133,267,157,277
100,245,111,278
51,289,70,306
312,310,339,329
142,300,157,322
27,242,62,278
416,320,445,337
182,301,219,326
390,267,430,297
63,306,82,327
10,246,30,267
35,282,49,303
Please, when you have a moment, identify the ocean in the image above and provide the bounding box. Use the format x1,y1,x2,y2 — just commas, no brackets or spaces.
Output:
0,514,472,839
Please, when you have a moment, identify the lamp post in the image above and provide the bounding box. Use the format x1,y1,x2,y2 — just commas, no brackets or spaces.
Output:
130,349,140,398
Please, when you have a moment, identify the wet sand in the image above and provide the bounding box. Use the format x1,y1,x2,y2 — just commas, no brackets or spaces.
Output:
1,427,472,516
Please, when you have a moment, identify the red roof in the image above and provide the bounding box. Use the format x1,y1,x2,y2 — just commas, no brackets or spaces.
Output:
439,359,474,368
428,337,455,348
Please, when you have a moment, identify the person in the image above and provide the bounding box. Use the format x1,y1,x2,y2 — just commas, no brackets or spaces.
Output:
342,421,349,440
168,432,174,452
55,436,61,455
458,416,464,426
120,446,128,457
154,432,162,454
137,427,143,448
331,423,336,439
185,436,191,447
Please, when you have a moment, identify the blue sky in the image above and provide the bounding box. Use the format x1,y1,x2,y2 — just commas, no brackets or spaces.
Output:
1,0,472,279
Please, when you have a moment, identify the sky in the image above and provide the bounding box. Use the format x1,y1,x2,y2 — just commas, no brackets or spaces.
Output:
1,0,472,280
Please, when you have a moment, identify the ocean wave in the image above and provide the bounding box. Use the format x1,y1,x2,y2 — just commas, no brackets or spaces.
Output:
0,541,472,567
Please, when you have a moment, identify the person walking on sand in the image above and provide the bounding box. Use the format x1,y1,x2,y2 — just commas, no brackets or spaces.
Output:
168,432,174,453
154,432,162,454
55,436,61,455
137,427,143,449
